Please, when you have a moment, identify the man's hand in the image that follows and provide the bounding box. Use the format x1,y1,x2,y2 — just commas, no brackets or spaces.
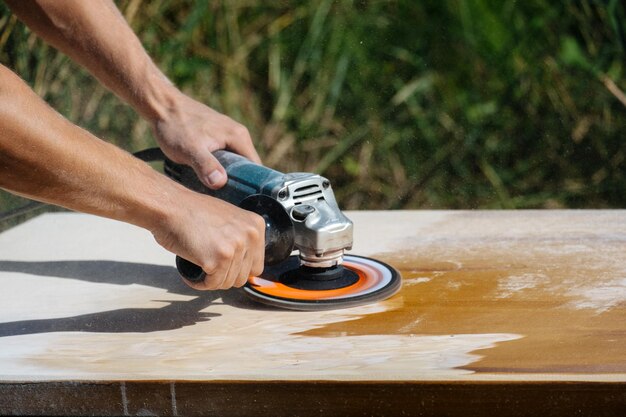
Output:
152,90,261,190
153,192,266,290
0,64,265,291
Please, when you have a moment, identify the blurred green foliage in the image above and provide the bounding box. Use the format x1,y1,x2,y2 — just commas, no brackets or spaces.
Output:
1,0,625,216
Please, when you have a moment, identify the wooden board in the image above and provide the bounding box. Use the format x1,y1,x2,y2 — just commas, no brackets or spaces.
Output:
0,211,625,416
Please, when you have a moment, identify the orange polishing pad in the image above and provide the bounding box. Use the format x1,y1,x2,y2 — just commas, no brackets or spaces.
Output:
243,255,401,310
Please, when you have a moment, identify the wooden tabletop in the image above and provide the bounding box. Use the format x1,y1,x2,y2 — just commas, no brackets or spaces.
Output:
0,211,624,416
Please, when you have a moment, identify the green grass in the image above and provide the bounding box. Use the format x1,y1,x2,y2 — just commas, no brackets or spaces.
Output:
1,0,625,218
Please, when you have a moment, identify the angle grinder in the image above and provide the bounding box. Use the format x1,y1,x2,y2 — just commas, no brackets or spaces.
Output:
137,148,401,310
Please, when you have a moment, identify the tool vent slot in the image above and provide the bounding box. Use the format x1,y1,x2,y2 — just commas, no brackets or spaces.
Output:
293,184,323,203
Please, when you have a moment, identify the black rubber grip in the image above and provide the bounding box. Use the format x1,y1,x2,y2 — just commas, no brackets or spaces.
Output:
175,256,206,283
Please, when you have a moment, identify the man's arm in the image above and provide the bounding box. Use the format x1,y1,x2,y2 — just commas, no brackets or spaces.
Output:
4,0,260,189
0,64,265,290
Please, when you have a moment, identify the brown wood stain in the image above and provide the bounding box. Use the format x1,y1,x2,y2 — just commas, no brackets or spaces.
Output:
301,242,626,374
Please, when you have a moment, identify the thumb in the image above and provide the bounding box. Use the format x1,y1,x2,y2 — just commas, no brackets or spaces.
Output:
192,150,228,190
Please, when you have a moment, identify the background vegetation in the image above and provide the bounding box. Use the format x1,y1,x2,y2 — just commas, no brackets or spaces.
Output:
1,0,625,222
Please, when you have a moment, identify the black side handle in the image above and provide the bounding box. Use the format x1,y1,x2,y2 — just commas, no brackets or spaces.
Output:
176,256,207,283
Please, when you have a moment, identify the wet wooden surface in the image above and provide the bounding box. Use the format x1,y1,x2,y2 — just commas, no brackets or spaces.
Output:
0,211,625,416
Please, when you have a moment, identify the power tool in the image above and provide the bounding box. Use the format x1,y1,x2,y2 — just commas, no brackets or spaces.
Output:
137,148,401,310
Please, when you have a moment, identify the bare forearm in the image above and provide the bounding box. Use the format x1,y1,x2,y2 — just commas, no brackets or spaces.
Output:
4,0,175,122
5,0,261,191
0,65,179,230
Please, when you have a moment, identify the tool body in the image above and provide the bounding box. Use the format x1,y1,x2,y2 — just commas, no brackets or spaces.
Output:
162,150,401,310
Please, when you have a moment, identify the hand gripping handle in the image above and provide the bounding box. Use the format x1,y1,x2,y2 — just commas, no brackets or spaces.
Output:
175,194,294,284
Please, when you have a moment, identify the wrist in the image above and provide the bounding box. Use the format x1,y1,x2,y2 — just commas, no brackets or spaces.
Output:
134,68,182,123
122,163,187,234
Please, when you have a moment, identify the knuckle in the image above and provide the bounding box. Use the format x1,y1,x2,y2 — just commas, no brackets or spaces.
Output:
245,224,260,242
254,214,266,230
230,123,250,140
201,260,218,276
215,244,235,261
247,216,265,239
229,235,246,255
